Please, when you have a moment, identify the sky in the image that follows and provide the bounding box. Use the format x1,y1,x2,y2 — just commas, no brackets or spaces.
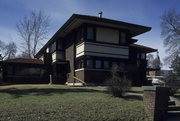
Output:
0,0,180,69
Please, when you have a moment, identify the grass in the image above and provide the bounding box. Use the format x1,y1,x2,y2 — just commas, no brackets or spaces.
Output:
0,84,148,121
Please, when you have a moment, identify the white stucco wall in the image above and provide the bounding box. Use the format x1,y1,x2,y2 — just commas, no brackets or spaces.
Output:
52,51,64,62
96,27,119,44
76,42,129,59
46,47,49,53
39,55,44,61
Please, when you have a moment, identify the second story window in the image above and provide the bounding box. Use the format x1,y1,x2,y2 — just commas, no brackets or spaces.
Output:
50,42,56,53
76,27,84,43
137,53,140,59
141,53,146,59
87,27,94,40
76,59,84,69
120,32,126,44
137,52,146,59
57,40,63,50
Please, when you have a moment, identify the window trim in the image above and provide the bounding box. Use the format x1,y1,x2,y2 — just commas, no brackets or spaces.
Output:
103,61,110,69
86,59,94,69
119,32,126,45
86,25,96,41
95,60,102,69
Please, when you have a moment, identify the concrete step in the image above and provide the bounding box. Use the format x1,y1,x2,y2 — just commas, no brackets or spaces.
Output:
168,111,180,117
168,101,176,106
168,106,180,111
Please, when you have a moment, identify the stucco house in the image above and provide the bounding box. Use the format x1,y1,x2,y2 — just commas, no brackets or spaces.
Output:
34,14,157,86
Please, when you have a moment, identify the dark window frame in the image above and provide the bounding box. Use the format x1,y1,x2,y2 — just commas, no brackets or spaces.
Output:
86,59,94,69
49,41,56,53
85,24,96,42
57,39,64,51
103,61,110,69
119,32,127,45
95,60,102,69
76,56,128,70
141,52,146,59
76,25,85,44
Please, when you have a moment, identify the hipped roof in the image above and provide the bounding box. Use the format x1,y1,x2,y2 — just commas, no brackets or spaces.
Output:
35,14,151,58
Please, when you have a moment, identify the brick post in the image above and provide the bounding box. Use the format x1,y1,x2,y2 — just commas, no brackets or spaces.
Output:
142,86,169,121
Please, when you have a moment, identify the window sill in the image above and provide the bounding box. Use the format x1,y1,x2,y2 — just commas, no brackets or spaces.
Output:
75,68,110,72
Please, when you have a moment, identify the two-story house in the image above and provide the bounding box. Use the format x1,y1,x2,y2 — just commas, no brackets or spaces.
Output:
35,14,157,86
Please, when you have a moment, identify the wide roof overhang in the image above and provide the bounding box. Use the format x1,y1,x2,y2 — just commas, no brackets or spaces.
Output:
35,14,151,58
130,44,157,53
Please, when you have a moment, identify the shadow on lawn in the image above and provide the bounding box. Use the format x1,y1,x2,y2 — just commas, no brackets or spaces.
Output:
127,90,143,94
0,87,143,101
0,88,102,98
123,95,143,101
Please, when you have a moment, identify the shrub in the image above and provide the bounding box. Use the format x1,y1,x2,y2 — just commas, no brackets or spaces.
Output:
106,64,131,97
164,74,179,96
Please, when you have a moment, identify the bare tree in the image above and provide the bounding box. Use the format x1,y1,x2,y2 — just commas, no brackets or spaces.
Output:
0,40,5,60
147,54,154,68
17,51,31,58
17,10,50,58
161,8,180,63
0,40,17,60
147,53,161,69
151,54,161,69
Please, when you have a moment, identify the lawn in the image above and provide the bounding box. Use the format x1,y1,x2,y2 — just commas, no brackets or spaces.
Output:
0,84,149,121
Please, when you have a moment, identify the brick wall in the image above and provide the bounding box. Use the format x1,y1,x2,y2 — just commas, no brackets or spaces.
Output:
143,86,169,121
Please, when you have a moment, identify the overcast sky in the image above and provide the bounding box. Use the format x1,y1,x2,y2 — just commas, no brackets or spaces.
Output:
0,0,180,69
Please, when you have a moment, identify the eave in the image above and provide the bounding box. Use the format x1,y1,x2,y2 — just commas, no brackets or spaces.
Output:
35,14,151,58
130,44,157,53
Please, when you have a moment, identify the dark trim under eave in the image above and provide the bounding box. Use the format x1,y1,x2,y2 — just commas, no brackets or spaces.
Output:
35,14,151,58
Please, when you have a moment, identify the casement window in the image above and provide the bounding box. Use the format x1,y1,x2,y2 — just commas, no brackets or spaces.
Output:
57,51,65,60
141,53,146,59
86,59,93,69
137,52,146,59
87,27,94,40
103,61,110,69
7,66,13,75
57,40,63,50
76,27,84,43
50,42,56,53
76,59,84,69
137,53,140,59
15,66,28,76
120,32,126,44
95,60,102,69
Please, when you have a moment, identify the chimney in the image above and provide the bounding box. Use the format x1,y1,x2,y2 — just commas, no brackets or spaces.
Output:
98,11,103,18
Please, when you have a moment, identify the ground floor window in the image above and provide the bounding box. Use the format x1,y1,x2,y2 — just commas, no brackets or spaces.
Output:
86,59,93,68
95,60,102,69
76,59,84,69
103,61,110,69
7,66,13,75
75,57,127,70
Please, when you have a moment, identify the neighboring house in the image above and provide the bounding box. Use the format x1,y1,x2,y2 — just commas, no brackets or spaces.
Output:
147,69,173,85
34,14,157,86
0,58,50,84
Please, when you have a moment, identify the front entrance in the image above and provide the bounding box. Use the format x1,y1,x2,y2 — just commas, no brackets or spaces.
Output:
52,61,69,84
